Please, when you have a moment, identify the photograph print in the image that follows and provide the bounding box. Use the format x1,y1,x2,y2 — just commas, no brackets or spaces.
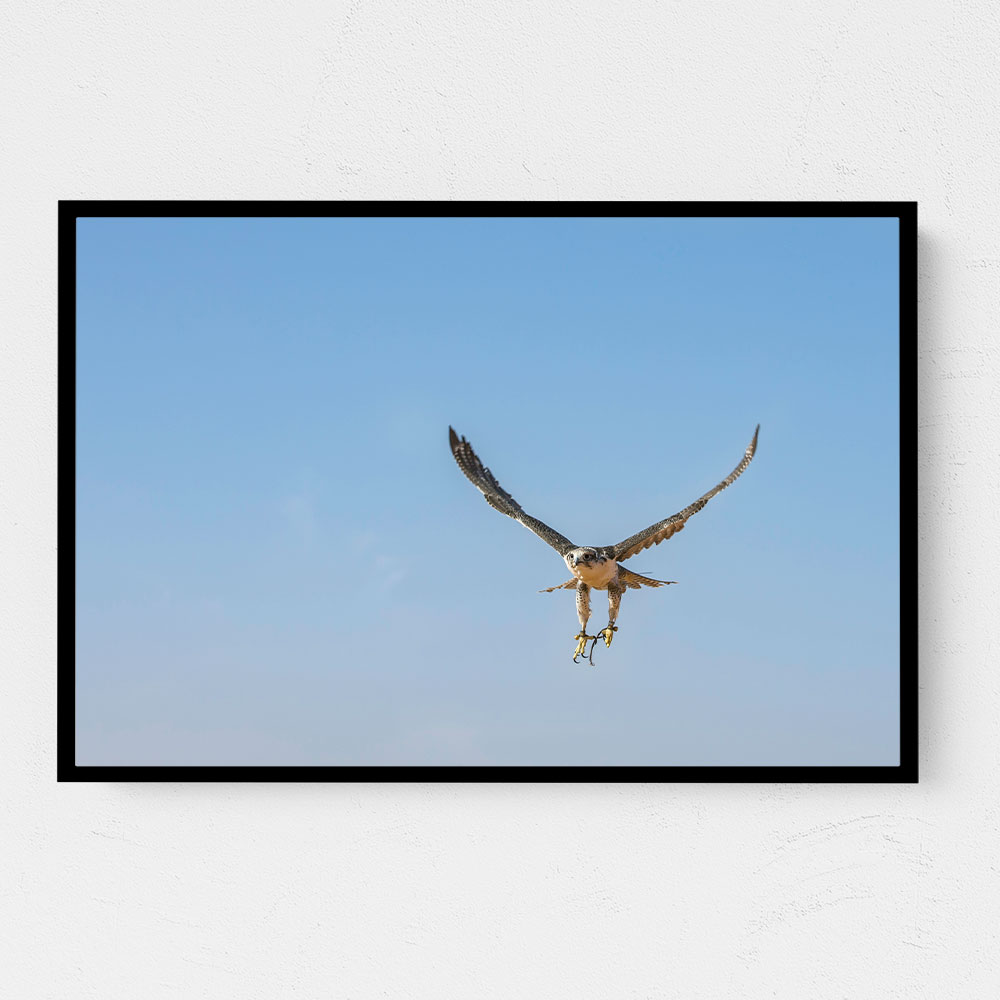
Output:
64,203,912,780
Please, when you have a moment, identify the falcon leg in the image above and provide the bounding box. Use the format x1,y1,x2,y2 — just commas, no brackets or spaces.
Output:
597,583,624,648
573,583,599,664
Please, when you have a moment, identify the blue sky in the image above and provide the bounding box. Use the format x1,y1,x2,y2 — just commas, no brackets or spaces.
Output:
76,215,900,766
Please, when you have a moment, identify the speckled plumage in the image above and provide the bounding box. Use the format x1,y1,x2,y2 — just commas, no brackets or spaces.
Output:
448,424,758,656
576,582,591,632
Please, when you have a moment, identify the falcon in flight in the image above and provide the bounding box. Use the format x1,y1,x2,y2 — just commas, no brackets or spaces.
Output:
449,424,759,664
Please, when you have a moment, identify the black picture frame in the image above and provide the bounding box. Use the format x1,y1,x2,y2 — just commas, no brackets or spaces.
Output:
59,200,916,782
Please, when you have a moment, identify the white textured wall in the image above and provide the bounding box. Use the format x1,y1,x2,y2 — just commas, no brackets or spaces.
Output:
3,2,995,996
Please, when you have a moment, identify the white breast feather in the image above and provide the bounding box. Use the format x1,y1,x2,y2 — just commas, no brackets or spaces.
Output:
567,557,619,589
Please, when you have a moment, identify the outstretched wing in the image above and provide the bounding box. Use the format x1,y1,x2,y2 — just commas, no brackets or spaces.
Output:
449,427,575,556
604,425,759,562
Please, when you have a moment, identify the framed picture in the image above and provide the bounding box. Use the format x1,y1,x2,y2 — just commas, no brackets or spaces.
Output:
61,202,914,781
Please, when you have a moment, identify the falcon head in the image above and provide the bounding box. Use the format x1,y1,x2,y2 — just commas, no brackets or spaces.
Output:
566,547,604,569
565,546,618,588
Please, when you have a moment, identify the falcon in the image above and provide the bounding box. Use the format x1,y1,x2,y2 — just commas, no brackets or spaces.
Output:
449,424,759,664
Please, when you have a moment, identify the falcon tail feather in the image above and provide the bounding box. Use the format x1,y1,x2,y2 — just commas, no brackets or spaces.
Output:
539,568,677,593
617,567,677,589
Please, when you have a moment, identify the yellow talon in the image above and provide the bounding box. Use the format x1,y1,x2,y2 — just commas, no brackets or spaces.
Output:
598,625,618,648
573,632,596,661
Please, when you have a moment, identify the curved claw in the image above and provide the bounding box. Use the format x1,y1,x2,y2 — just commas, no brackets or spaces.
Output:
573,632,596,663
598,625,618,648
